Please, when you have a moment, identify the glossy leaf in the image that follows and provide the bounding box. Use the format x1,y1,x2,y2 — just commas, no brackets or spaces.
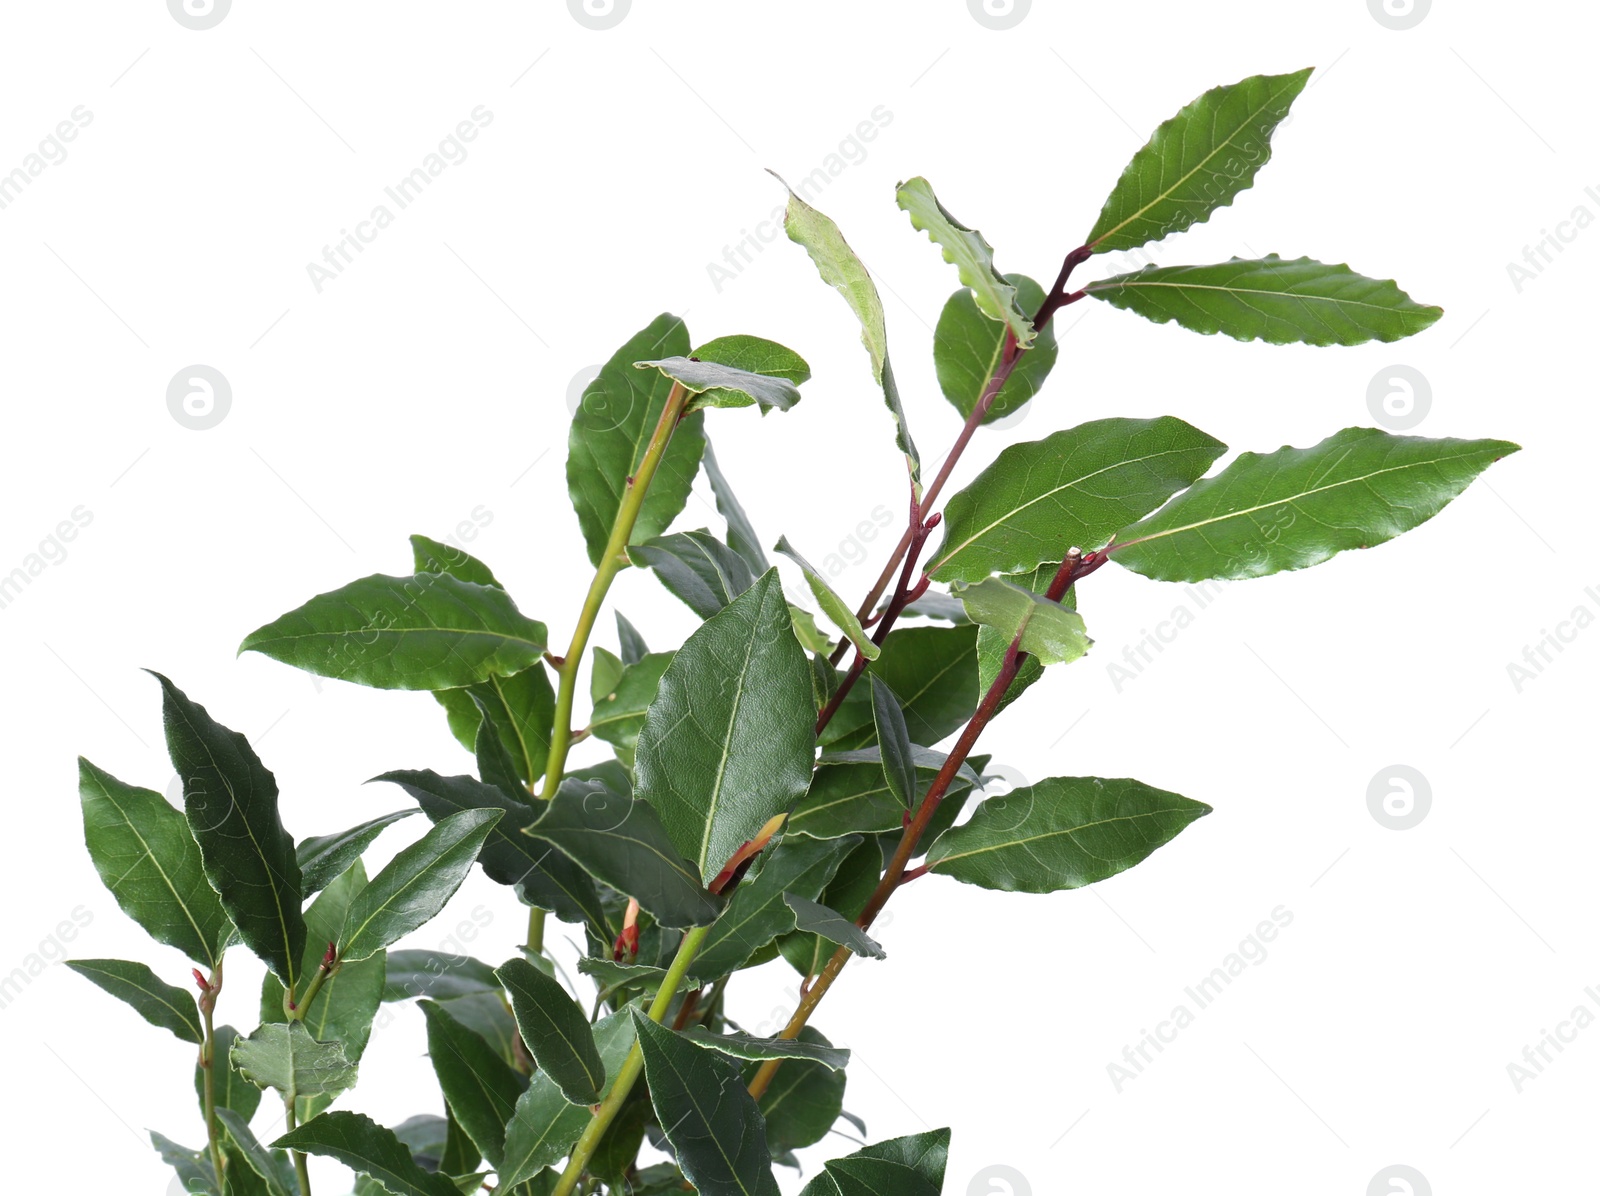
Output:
201,1025,261,1122
339,808,502,963
868,677,916,808
497,957,604,1105
434,662,557,789
630,529,756,620
926,776,1211,892
215,1109,294,1196
934,273,1056,424
154,674,304,987
774,536,879,661
1084,256,1443,346
472,696,524,799
929,416,1227,583
577,956,702,997
896,176,1033,348
1110,427,1520,581
634,1011,779,1196
1086,68,1312,253
273,1111,458,1196
779,839,884,980
524,778,721,929
240,573,548,692
232,1020,357,1099
421,999,525,1169
800,1128,951,1196
746,1027,846,1156
823,625,980,751
681,1027,850,1071
634,569,815,885
568,314,706,566
297,810,416,898
65,959,202,1043
701,438,770,574
636,356,802,414
615,610,650,665
789,751,976,841
382,949,501,1003
151,1130,217,1196
952,578,1091,666
77,756,232,969
409,534,502,589
588,650,674,766
782,894,884,959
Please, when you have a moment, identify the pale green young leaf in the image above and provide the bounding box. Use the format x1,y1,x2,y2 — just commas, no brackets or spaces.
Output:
951,578,1091,666
774,536,879,661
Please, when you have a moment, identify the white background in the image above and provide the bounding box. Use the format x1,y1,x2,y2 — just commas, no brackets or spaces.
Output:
1,1,1593,1193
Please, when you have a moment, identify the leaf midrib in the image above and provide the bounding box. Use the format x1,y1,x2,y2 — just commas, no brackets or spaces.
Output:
1086,275,1415,316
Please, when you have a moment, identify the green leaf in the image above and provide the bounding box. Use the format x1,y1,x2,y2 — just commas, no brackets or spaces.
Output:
214,1109,294,1196
788,753,976,842
497,957,605,1105
951,578,1091,666
471,695,525,799
382,950,502,1003
240,573,548,691
339,808,502,963
974,567,1071,714
772,174,920,485
926,776,1211,892
232,1020,357,1099
152,1130,217,1196
1084,256,1443,346
701,437,770,575
568,314,707,566
746,1027,846,1155
576,956,702,997
933,273,1056,424
630,529,756,620
803,1128,951,1196
928,416,1227,583
692,835,860,977
588,650,674,767
154,674,304,987
635,569,816,885
1085,68,1313,253
409,535,502,589
1110,427,1521,582
436,990,521,1069
420,999,525,1169
774,536,879,662
77,756,232,969
633,1011,779,1196
694,334,812,386
525,778,720,929
434,663,557,788
680,1027,850,1071
822,625,978,751
65,959,202,1043
790,607,833,655
297,811,417,897
616,610,650,665
782,894,884,960
202,1025,261,1123
636,356,803,414
375,770,608,939
895,176,1034,349
868,677,916,808
778,837,883,981
273,1110,459,1196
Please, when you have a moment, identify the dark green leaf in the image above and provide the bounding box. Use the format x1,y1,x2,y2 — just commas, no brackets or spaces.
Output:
471,694,525,799
590,646,625,706
702,437,771,575
681,1027,850,1070
201,1025,261,1123
693,835,859,977
635,569,817,885
154,673,304,987
927,776,1211,892
694,334,812,385
822,625,979,751
497,957,605,1105
782,895,884,959
630,529,756,620
437,990,520,1069
633,1011,779,1196
152,1130,216,1196
524,778,720,929
746,1027,845,1155
65,958,202,1043
240,573,548,691
382,950,501,1003
567,314,706,566
221,1139,270,1196
788,751,976,841
421,999,525,1169
1111,427,1520,581
273,1110,459,1196
779,839,883,980
409,535,503,588
232,1020,357,1099
434,663,557,788
78,756,232,969
297,810,417,897
928,417,1227,583
933,273,1056,424
951,578,1091,666
1084,256,1443,346
1086,68,1312,253
774,536,878,662
868,677,916,809
214,1109,294,1196
339,808,502,963
636,356,802,414
441,1110,481,1176
576,955,702,997
616,610,650,665
588,650,675,767
806,1128,950,1196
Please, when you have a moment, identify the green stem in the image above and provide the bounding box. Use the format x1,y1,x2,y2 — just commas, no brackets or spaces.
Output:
286,960,334,1021
199,960,225,1191
540,381,691,801
285,1092,312,1196
551,924,710,1196
526,906,547,955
